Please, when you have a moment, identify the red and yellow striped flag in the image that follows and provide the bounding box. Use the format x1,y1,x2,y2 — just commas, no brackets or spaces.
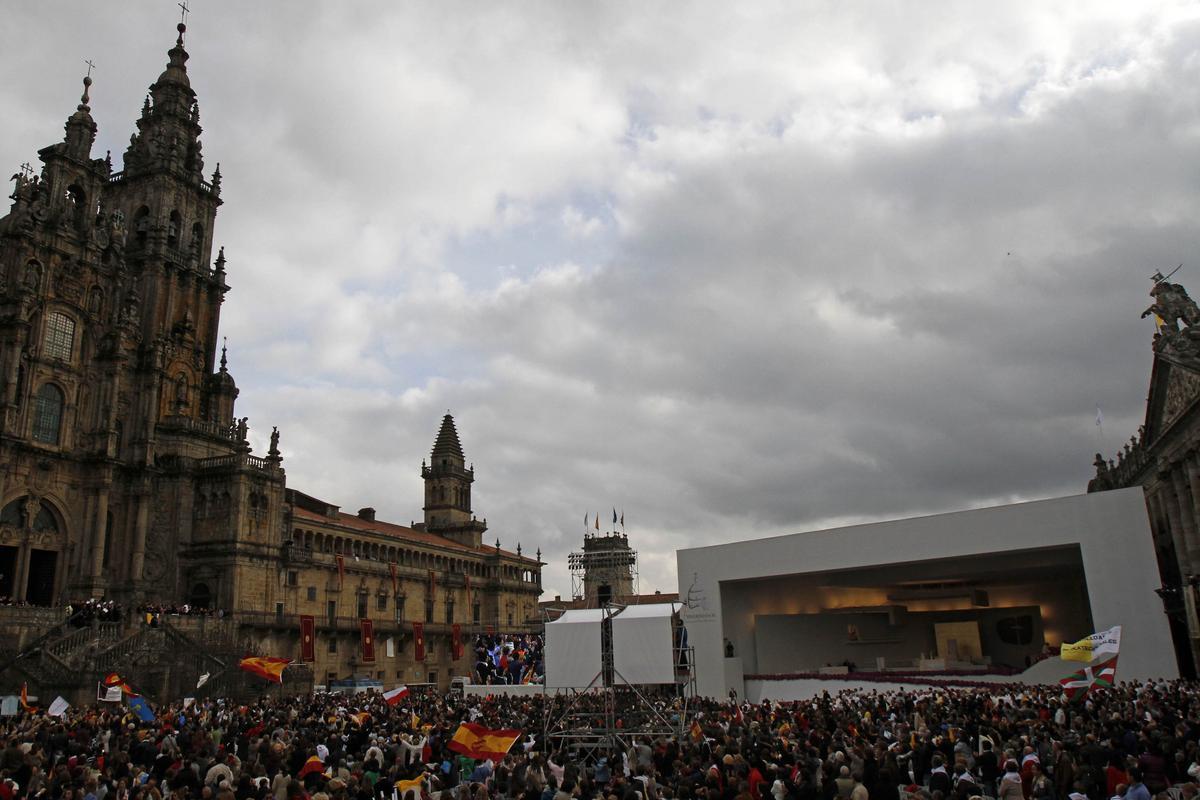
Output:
238,656,290,684
446,722,521,761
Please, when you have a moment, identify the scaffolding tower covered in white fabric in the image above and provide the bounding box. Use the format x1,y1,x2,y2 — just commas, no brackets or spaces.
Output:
612,602,680,684
544,609,605,688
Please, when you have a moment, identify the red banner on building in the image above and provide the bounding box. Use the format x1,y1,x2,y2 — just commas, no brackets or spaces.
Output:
451,623,463,660
389,562,398,595
413,621,425,661
361,618,375,663
336,554,345,588
299,615,316,662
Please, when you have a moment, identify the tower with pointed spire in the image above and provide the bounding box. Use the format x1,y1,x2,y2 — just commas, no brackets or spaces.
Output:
420,414,488,547
0,15,545,697
0,17,278,607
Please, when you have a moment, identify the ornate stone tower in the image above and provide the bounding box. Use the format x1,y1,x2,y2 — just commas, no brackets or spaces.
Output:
0,20,284,607
420,414,487,547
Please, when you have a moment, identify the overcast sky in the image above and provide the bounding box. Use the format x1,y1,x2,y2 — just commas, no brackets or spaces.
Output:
3,2,1199,600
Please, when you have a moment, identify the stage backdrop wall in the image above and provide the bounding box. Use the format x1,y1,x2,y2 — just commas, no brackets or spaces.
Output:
544,609,604,689
613,602,678,684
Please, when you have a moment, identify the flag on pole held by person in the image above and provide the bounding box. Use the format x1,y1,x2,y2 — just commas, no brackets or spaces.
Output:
19,682,36,713
383,685,410,706
104,672,136,696
1060,656,1118,701
128,695,155,723
238,656,291,683
447,721,521,761
1060,625,1121,662
298,755,327,779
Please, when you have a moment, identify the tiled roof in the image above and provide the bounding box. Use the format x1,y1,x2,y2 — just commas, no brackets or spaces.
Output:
290,505,535,562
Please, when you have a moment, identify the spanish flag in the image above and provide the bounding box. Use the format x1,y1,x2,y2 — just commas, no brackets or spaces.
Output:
19,682,36,713
104,672,136,695
395,775,426,795
689,719,703,742
238,656,290,684
350,711,370,726
447,722,521,761
298,756,327,779
1060,626,1121,663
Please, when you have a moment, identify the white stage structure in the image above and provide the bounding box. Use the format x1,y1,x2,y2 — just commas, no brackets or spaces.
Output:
542,602,695,760
612,602,680,685
544,608,605,689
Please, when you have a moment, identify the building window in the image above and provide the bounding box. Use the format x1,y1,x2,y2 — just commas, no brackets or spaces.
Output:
507,612,513,627
473,603,480,624
357,594,368,619
286,570,298,587
32,384,64,444
307,586,317,601
395,596,406,624
328,637,337,654
445,601,455,625
377,595,388,612
275,602,284,623
325,671,337,687
43,313,75,361
425,598,434,624
327,600,337,625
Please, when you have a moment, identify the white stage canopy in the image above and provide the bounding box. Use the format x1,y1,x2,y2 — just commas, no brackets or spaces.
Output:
544,609,605,688
612,602,679,685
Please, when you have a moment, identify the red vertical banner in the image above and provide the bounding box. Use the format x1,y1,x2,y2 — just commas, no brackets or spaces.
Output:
413,621,425,661
360,618,375,663
336,555,345,589
389,562,398,595
299,615,316,662
451,623,462,660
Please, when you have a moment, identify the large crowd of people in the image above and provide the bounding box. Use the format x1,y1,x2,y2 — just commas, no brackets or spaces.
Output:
0,679,1196,800
471,633,544,686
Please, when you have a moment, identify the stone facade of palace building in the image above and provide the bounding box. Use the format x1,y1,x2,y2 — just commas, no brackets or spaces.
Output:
1088,275,1200,679
0,21,542,692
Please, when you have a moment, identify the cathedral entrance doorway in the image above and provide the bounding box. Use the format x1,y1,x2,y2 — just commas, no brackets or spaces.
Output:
25,549,57,606
0,545,15,598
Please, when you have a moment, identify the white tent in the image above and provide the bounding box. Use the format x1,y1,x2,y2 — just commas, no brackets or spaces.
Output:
612,602,680,684
544,609,605,688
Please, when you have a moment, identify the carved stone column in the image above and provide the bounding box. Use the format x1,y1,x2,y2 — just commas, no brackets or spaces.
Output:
14,537,30,602
130,492,150,585
90,488,109,587
1158,474,1190,582
1172,466,1198,578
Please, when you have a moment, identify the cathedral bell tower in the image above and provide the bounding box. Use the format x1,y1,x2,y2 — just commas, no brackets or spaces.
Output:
420,414,487,548
106,20,231,429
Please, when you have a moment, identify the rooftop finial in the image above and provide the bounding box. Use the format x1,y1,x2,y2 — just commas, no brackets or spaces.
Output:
219,336,228,371
177,1,190,44
79,70,93,110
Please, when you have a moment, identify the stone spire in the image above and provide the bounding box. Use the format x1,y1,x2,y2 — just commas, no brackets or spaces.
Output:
122,20,205,179
431,413,465,463
63,74,98,161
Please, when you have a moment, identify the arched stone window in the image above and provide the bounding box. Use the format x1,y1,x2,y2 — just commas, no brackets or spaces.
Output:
43,312,76,361
167,210,181,246
32,384,65,444
134,206,150,245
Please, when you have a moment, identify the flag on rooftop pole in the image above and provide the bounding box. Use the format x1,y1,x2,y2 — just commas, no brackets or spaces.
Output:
1095,407,1103,429
584,512,588,530
1060,625,1121,663
620,510,624,529
595,513,599,531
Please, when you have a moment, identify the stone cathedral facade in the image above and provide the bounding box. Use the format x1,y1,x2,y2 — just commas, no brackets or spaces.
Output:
0,22,541,691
